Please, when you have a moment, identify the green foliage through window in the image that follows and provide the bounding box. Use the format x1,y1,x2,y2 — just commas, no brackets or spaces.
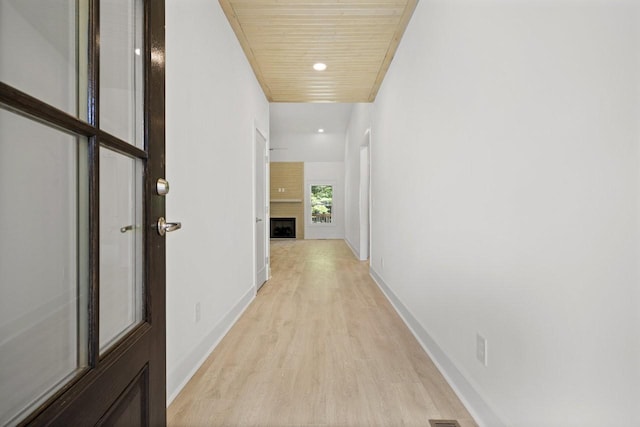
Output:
311,185,333,223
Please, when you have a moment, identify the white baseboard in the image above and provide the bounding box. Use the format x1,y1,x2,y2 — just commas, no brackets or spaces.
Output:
369,267,505,427
166,286,255,406
344,237,360,259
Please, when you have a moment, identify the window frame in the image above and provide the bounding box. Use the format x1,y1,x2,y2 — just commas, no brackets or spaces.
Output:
307,181,337,227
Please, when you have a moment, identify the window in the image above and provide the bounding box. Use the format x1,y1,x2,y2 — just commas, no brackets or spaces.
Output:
310,185,333,224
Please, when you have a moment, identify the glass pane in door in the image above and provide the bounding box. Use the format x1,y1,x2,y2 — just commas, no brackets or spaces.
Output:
99,147,144,354
0,107,89,426
0,0,86,117
100,0,144,147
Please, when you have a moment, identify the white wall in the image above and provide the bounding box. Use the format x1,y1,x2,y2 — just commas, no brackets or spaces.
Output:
270,132,344,162
344,103,372,258
304,162,345,240
165,0,268,403
370,1,640,426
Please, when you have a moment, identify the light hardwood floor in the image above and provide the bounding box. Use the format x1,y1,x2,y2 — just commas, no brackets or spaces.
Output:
168,240,477,427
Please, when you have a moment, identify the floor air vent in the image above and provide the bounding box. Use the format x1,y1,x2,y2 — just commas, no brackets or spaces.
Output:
429,421,461,427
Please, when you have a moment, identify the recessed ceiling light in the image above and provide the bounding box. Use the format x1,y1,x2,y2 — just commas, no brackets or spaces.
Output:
318,128,325,133
313,63,327,71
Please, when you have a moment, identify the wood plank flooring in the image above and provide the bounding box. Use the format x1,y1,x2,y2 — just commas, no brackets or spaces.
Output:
167,240,477,427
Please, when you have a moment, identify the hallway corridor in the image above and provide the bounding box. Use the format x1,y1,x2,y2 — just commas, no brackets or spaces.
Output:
167,240,476,427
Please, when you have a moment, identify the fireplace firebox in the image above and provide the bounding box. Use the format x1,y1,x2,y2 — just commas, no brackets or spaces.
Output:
270,217,296,238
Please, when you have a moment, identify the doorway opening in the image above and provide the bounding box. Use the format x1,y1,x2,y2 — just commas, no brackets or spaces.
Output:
359,129,371,261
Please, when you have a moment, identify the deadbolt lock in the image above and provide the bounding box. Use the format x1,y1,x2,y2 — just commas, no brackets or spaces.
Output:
156,178,170,196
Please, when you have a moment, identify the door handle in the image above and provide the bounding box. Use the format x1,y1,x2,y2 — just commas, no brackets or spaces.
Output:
120,224,139,233
157,217,182,236
256,218,263,223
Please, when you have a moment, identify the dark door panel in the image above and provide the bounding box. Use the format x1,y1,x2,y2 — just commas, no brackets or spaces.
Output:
1,0,166,425
98,367,149,427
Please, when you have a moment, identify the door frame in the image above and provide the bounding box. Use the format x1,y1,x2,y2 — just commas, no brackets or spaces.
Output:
359,129,371,261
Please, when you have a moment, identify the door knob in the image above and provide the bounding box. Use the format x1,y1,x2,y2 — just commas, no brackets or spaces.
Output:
157,217,182,236
256,218,263,223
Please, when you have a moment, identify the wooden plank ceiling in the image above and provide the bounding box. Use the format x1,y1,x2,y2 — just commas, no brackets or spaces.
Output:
219,0,418,103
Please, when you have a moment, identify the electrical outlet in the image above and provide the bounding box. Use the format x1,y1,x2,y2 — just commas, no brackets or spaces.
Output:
195,302,201,323
476,333,488,366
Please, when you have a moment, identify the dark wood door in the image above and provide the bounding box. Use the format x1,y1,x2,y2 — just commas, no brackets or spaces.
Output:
0,1,166,425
